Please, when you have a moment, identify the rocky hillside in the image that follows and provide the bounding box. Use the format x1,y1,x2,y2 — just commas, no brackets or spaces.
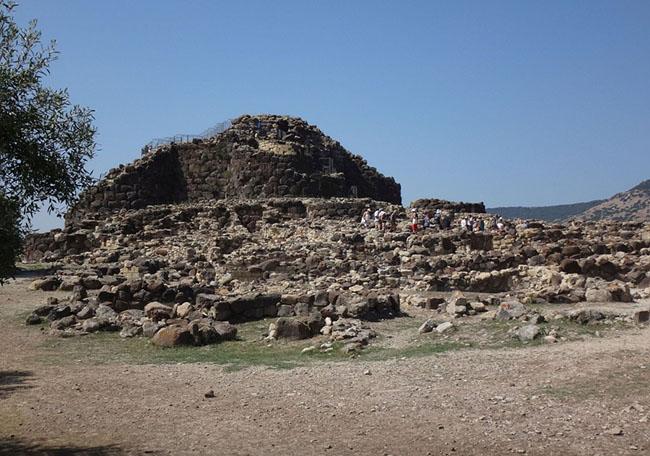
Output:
487,200,605,222
490,179,650,223
570,179,650,222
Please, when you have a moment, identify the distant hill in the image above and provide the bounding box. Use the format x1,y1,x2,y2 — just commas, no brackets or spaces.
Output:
486,200,605,222
570,179,650,222
488,178,650,223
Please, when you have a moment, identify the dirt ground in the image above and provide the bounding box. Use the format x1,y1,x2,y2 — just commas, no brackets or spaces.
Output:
1,275,649,456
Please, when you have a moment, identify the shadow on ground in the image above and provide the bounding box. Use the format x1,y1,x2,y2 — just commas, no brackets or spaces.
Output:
0,371,34,398
13,268,57,279
0,438,125,456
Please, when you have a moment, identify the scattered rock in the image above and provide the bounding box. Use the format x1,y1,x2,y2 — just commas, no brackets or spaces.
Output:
25,312,42,325
418,319,436,334
515,325,541,342
495,301,526,320
436,321,454,333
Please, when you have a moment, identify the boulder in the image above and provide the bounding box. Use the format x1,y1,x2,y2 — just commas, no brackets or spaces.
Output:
274,317,311,340
515,325,541,342
446,292,468,316
152,324,194,347
633,310,649,324
95,304,118,320
585,288,612,302
495,300,526,320
29,277,61,291
25,312,42,325
560,258,582,274
50,315,76,330
76,305,96,320
569,309,605,324
175,302,192,318
469,301,487,312
142,320,159,338
195,293,220,307
34,304,55,317
213,321,238,340
144,301,173,321
436,321,454,333
82,318,102,333
418,319,436,334
47,306,72,322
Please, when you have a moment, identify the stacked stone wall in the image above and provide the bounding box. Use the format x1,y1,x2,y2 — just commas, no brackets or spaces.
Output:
26,198,402,261
66,115,401,226
410,198,486,214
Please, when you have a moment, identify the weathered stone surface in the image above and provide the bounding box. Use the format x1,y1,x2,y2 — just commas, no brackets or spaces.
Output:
95,304,118,320
418,319,436,334
47,306,72,322
76,305,95,320
274,317,311,340
25,312,42,325
82,318,102,333
29,277,61,291
144,301,173,321
63,115,401,228
569,309,605,324
213,322,238,340
560,259,582,274
515,325,541,342
175,302,192,318
152,324,194,347
585,288,613,302
50,315,76,330
19,120,650,351
633,310,649,323
436,321,454,333
495,301,526,320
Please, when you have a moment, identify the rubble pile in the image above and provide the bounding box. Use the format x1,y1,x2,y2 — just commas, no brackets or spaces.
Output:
24,198,650,346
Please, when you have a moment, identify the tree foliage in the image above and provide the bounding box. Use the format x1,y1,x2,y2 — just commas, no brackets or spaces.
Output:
0,1,96,281
0,194,23,281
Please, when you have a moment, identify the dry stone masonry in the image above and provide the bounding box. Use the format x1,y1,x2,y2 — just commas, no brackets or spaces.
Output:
21,114,650,349
65,115,401,225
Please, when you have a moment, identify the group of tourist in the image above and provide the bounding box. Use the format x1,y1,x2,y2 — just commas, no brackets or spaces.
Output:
361,207,507,234
360,208,398,232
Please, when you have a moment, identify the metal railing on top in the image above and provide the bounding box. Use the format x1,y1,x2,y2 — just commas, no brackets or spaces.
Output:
146,119,233,148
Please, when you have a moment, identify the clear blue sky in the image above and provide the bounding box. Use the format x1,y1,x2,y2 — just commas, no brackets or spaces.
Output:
13,0,650,231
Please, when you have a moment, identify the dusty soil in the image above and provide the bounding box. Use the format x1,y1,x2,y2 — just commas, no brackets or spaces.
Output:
1,275,649,456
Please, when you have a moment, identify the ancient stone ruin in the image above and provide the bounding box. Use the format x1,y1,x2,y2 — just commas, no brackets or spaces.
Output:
22,114,650,350
410,198,486,215
65,114,401,225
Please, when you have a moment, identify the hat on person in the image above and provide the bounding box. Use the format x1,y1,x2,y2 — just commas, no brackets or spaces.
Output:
411,209,416,212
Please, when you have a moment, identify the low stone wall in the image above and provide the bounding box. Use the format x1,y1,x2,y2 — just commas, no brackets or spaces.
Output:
25,198,404,261
410,198,486,214
29,273,401,344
